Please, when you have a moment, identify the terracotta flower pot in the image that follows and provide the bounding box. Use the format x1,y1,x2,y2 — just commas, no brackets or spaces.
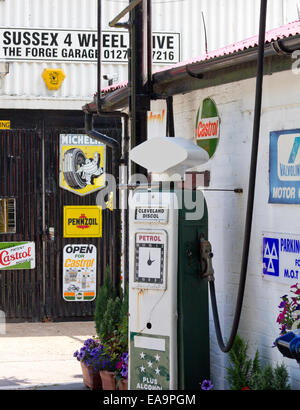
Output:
100,370,116,390
118,378,128,390
80,361,102,390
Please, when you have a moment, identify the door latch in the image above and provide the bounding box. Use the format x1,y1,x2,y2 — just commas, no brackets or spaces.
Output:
200,238,214,281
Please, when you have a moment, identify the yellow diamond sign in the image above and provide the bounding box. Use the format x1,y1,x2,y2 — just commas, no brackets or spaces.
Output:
42,68,66,90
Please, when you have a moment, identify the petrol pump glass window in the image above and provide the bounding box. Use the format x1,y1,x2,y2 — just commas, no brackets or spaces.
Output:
135,243,164,284
0,198,16,234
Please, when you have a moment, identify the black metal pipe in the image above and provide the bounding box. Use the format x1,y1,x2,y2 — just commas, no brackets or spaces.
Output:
166,96,175,137
130,0,150,176
209,0,268,353
147,0,153,95
97,0,102,113
85,112,120,153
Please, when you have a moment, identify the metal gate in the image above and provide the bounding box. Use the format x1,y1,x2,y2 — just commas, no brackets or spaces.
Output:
0,110,122,322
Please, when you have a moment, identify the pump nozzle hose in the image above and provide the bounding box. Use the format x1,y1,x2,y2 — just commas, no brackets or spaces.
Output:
209,0,267,353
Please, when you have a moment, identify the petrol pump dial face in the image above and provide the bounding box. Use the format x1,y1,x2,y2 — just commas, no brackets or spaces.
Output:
135,231,166,285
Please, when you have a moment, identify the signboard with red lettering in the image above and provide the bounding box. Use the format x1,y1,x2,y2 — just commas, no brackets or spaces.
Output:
134,231,167,289
195,98,220,158
0,242,35,270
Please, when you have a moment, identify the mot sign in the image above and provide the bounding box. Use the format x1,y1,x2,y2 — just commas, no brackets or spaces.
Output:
263,232,300,284
0,28,180,64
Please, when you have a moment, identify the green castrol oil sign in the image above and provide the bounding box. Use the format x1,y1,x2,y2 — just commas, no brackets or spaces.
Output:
195,98,220,158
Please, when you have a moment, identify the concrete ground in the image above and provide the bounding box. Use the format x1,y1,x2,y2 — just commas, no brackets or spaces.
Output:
0,321,97,390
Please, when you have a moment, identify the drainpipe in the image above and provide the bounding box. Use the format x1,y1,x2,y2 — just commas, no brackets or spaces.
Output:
129,0,151,176
166,96,175,137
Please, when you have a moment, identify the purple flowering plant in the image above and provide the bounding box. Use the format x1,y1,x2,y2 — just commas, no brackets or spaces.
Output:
200,379,213,390
277,283,300,336
115,352,128,381
73,338,116,372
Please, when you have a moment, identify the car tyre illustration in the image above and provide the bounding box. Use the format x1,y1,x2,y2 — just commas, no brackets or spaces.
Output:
63,148,87,189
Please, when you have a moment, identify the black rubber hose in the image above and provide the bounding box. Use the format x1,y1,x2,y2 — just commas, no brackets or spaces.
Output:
209,0,268,353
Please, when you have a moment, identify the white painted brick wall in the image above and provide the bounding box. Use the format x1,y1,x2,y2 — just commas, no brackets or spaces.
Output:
150,66,300,389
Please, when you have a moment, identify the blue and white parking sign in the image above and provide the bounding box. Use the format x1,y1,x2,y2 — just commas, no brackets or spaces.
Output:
263,237,279,277
263,232,300,284
269,129,300,204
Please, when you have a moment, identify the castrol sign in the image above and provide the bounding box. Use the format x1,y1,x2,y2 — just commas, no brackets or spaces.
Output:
63,244,97,302
0,242,35,270
195,98,220,158
195,117,219,140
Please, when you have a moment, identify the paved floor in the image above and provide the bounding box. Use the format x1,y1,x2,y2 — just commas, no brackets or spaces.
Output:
0,321,96,390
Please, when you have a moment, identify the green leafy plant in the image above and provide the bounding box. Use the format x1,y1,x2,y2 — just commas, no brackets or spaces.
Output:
226,334,290,390
94,267,129,369
94,267,116,338
226,334,260,390
249,363,290,390
101,297,122,343
117,283,129,351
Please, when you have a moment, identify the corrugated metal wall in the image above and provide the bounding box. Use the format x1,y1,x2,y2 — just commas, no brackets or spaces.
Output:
0,0,299,103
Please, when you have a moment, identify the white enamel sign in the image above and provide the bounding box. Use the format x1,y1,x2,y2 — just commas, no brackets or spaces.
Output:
63,244,97,301
262,232,300,284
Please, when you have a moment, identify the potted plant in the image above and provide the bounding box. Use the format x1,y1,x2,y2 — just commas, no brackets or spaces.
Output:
97,297,128,390
116,352,128,390
94,268,129,389
94,269,129,387
73,338,105,390
98,344,118,390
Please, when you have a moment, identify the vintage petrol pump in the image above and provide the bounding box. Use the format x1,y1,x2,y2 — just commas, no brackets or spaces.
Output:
127,136,213,390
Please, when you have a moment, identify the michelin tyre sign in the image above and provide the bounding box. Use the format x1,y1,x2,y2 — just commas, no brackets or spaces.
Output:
263,232,300,284
269,129,300,203
59,134,106,196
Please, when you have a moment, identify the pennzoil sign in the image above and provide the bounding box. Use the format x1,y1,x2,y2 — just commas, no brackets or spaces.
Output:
63,206,102,238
